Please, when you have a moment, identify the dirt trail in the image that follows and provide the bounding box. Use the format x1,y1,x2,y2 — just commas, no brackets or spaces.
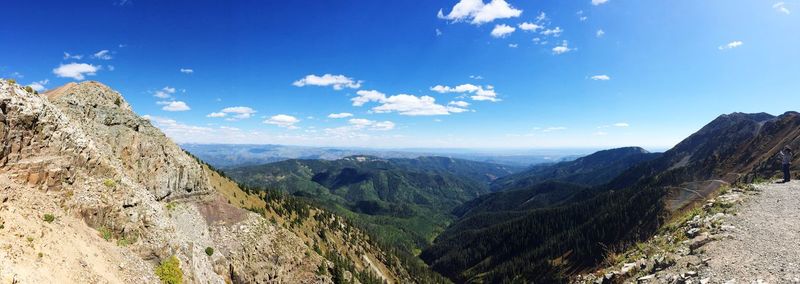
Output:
702,180,800,283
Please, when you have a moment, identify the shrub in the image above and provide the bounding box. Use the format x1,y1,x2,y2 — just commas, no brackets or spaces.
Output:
7,79,15,84
103,179,116,188
205,247,214,256
114,97,122,106
24,86,34,93
98,227,113,241
155,255,183,284
43,214,55,223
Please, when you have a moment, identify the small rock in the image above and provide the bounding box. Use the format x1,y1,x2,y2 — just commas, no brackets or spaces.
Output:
686,228,701,238
621,262,637,275
700,278,710,284
638,274,656,283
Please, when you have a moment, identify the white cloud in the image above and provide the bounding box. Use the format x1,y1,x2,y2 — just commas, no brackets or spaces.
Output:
598,122,630,128
596,29,605,37
158,101,191,112
594,131,608,136
107,65,115,71
718,40,743,50
372,94,456,116
541,27,562,37
371,121,396,131
348,118,374,128
552,41,572,55
535,11,547,22
180,68,194,74
436,28,443,36
344,118,396,131
264,114,300,129
154,86,176,99
542,126,567,132
293,74,362,90
430,83,499,102
469,75,484,80
52,63,100,80
352,89,387,106
518,22,542,31
591,74,611,81
448,100,471,108
592,0,609,6
580,16,588,21
437,0,522,25
207,106,257,120
26,79,49,92
491,24,516,38
92,50,113,60
508,43,518,48
773,2,791,14
63,52,83,60
328,112,354,119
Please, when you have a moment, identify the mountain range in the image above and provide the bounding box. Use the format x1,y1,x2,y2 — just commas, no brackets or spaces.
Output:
420,111,800,283
2,78,797,284
223,156,521,253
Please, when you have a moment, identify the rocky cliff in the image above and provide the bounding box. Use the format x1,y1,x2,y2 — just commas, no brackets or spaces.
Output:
0,80,395,283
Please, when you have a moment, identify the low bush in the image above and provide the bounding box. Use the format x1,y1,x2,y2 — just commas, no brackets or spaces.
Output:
43,214,55,223
155,255,183,284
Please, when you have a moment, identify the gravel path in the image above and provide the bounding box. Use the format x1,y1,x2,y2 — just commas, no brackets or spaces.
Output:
703,180,800,283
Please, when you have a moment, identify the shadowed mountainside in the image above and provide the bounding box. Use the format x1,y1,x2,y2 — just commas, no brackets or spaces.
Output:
421,111,800,283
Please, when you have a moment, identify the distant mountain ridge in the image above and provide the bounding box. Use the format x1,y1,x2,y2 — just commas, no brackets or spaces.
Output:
181,143,578,168
490,146,660,191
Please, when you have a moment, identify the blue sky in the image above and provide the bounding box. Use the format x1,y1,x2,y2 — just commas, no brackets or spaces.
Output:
1,0,798,150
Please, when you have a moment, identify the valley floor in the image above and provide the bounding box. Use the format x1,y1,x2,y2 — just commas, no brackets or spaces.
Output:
702,180,800,283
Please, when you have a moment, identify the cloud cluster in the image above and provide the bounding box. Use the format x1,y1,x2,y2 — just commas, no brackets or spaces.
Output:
591,0,609,6
180,68,194,74
157,100,191,112
92,50,113,60
264,114,300,129
430,83,500,102
154,86,176,99
491,24,516,38
437,0,522,25
207,106,257,120
63,52,83,60
52,63,100,80
347,118,395,131
590,74,611,81
552,41,572,55
372,94,464,116
328,112,354,119
518,22,542,32
293,74,362,90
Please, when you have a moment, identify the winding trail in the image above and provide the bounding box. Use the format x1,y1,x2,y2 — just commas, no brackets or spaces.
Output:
702,180,800,283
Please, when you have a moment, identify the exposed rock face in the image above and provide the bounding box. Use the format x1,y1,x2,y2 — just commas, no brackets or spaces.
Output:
0,80,328,283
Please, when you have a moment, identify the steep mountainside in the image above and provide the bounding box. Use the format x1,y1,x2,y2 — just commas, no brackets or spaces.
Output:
0,80,414,283
490,146,660,191
422,112,800,283
224,156,517,253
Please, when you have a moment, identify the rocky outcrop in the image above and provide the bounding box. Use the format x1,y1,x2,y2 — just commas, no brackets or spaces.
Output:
0,80,329,283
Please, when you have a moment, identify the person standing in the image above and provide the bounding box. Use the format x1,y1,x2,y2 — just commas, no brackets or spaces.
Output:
780,146,793,183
